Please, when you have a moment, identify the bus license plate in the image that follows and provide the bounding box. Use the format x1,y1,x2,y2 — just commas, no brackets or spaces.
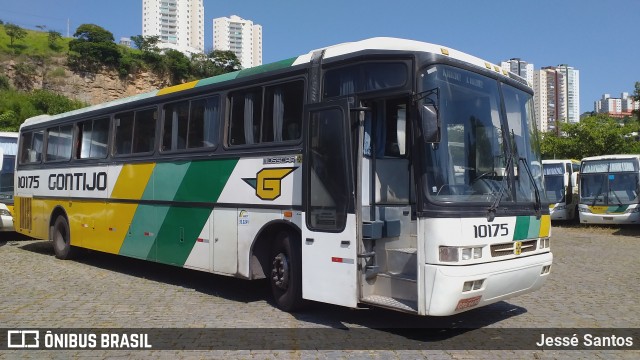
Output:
455,295,482,311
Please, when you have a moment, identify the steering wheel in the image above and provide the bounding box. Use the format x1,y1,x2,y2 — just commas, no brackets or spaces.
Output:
473,171,497,182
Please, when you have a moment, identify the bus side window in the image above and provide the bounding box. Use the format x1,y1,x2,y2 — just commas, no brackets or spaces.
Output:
45,125,73,162
78,118,110,159
162,101,189,151
263,80,304,142
229,88,261,146
19,131,43,164
132,108,157,153
114,111,135,155
188,96,219,149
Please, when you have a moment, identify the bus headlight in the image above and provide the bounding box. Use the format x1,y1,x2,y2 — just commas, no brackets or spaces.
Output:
626,207,640,214
439,247,459,262
0,209,11,217
554,205,566,210
578,207,591,213
461,247,482,260
439,246,483,262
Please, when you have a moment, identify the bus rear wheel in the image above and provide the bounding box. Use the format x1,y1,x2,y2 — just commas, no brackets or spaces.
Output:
270,230,302,312
52,215,75,260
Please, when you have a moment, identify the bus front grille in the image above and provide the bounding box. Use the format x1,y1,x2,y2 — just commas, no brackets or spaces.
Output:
19,197,32,231
490,240,537,257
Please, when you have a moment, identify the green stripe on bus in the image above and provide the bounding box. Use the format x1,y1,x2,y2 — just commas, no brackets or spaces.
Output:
235,57,298,79
119,205,170,260
143,162,191,202
152,206,211,266
172,159,238,202
195,71,240,87
513,216,530,241
608,205,628,214
527,216,541,239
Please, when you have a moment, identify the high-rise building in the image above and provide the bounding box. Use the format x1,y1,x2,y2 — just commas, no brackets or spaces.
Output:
557,64,580,124
595,93,640,118
501,58,534,86
213,15,262,69
142,0,204,54
532,65,580,133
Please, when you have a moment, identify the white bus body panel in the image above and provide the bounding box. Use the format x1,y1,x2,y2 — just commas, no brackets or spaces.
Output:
302,213,358,308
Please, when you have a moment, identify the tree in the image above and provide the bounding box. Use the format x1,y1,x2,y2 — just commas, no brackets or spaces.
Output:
633,81,640,121
163,49,192,85
191,50,242,79
68,24,121,72
540,114,640,160
209,50,242,72
4,23,27,47
48,30,62,50
130,35,160,53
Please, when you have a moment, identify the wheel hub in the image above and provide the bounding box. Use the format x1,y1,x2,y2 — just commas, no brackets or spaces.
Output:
271,253,290,290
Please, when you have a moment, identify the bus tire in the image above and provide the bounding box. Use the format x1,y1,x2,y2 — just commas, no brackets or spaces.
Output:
52,215,75,260
270,230,303,312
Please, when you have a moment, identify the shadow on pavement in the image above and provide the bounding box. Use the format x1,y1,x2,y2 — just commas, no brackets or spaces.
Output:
15,239,529,342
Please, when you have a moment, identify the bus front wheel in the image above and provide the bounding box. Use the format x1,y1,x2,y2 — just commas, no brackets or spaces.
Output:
52,216,75,260
270,230,302,312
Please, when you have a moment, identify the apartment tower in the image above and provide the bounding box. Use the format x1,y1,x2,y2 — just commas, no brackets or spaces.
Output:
213,15,262,69
142,0,204,54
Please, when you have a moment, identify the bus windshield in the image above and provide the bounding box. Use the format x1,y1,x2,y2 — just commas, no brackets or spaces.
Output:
419,65,543,207
580,159,639,206
0,135,18,203
543,163,565,203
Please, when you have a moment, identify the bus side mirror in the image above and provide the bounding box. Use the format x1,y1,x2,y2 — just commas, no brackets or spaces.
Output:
571,172,578,188
420,102,440,143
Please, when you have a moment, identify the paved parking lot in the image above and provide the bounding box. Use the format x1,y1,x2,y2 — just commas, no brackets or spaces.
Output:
0,224,638,359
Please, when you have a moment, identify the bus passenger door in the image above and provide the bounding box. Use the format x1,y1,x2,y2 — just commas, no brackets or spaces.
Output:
302,101,359,308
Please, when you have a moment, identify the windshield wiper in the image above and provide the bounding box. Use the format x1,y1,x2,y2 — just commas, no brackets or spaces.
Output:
486,152,514,221
609,188,622,206
519,157,542,218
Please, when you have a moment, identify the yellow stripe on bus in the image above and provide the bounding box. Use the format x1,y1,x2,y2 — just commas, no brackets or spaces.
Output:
111,163,155,199
156,80,199,96
69,201,138,254
538,215,551,238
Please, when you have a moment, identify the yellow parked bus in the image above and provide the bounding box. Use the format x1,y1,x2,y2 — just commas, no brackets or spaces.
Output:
578,154,640,224
542,159,580,221
14,38,551,315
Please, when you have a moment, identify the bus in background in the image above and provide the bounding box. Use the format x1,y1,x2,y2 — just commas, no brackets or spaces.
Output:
14,38,551,316
0,132,18,231
542,159,579,221
578,154,640,224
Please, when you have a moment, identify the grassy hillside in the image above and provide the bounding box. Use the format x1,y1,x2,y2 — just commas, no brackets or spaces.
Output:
0,26,70,58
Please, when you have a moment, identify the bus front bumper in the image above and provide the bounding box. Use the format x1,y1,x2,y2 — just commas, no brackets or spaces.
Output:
579,211,640,224
423,252,552,316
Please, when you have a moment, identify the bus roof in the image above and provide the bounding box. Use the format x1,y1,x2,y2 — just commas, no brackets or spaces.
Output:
21,37,525,130
542,159,580,165
0,132,18,138
581,154,640,162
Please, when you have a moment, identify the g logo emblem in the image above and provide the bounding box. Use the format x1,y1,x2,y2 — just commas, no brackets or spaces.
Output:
514,241,522,256
243,167,295,200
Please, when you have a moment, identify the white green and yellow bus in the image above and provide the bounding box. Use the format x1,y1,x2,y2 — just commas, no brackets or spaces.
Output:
0,132,18,231
14,37,551,316
578,154,640,224
542,159,580,221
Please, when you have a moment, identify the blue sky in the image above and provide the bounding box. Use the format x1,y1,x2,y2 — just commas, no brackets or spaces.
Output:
1,0,638,114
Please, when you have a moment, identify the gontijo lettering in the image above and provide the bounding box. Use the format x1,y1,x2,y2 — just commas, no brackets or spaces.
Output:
48,172,107,191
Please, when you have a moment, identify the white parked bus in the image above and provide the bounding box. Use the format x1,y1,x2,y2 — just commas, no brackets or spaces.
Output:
14,38,551,316
0,132,18,231
542,159,579,221
578,154,640,224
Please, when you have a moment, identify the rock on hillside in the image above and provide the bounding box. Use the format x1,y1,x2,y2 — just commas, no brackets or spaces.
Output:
2,56,172,106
